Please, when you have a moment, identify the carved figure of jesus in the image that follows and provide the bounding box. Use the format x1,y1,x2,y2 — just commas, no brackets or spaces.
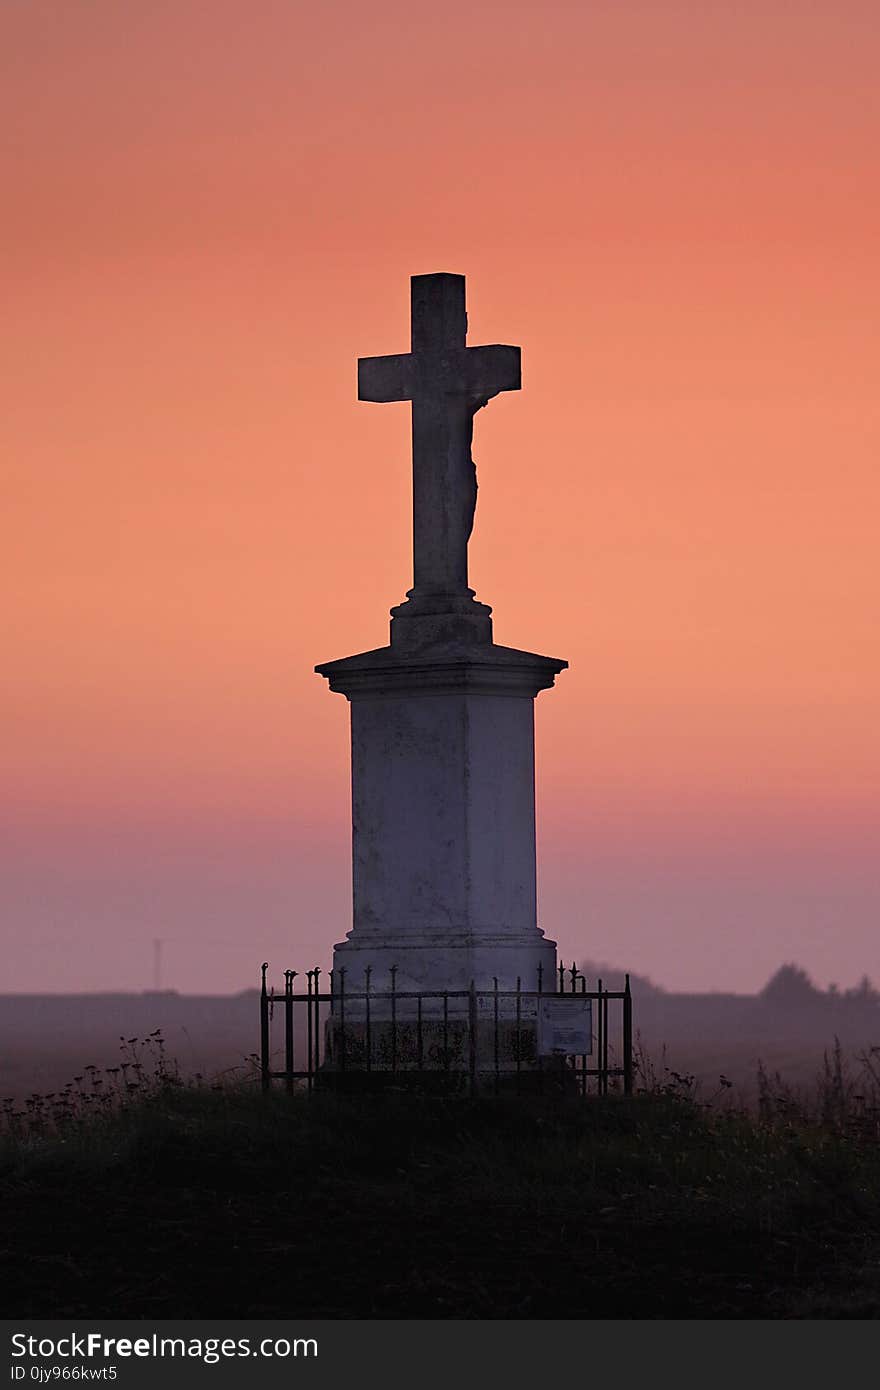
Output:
357,275,520,600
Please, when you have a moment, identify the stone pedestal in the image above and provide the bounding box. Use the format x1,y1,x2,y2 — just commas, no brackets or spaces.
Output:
316,600,566,1017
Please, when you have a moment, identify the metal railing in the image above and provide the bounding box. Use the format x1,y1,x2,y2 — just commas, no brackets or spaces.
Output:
259,962,633,1097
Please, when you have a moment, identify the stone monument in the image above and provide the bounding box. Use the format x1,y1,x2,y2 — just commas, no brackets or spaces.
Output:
316,272,566,1029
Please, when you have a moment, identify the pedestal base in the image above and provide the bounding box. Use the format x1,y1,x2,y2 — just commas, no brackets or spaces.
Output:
389,591,493,651
324,933,557,1079
331,932,557,1014
322,1016,558,1080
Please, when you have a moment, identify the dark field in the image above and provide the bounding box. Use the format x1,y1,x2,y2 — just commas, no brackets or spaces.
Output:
3,1077,880,1319
4,973,879,1320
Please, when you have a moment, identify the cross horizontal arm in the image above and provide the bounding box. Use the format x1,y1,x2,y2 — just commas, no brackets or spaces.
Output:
461,344,521,399
358,353,414,403
359,344,521,404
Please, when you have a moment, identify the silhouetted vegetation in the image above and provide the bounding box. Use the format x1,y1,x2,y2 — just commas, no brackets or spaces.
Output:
3,1037,880,1318
761,963,880,1006
579,961,665,995
761,962,822,1003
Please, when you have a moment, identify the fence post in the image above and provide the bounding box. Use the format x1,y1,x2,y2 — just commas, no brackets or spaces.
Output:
580,974,588,1098
260,962,270,1094
442,993,449,1075
306,970,314,1095
468,979,478,1096
284,969,295,1096
596,977,604,1096
623,972,633,1096
515,976,522,1094
493,977,500,1095
338,967,347,1077
390,965,398,1074
313,967,321,1080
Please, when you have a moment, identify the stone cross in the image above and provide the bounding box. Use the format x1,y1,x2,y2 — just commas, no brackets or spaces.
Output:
358,273,521,600
318,270,566,1021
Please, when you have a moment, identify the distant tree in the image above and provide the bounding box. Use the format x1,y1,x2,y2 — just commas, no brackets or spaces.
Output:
761,963,821,1004
844,974,879,1002
578,961,664,995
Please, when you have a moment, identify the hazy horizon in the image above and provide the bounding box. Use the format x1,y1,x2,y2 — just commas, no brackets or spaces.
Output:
4,2,878,996
0,956,873,999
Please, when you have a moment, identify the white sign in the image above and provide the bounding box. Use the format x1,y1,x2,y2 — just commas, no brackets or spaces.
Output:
537,997,593,1056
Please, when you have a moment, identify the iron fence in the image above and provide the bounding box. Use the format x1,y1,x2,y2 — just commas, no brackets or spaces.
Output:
259,962,633,1097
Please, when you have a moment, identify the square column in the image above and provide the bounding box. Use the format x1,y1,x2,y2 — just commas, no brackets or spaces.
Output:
316,639,566,1008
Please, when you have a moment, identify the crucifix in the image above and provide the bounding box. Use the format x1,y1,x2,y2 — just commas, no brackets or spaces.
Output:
358,273,521,602
317,270,566,1022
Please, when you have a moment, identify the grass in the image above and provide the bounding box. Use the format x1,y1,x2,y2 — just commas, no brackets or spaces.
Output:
2,1040,880,1318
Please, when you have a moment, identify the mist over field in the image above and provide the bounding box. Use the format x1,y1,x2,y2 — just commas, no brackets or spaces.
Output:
4,963,878,1109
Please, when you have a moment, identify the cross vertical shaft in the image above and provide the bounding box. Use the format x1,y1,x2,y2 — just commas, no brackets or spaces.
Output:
357,273,522,618
410,274,471,597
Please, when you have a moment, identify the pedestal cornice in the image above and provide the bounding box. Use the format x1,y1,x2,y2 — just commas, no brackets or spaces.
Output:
315,641,568,700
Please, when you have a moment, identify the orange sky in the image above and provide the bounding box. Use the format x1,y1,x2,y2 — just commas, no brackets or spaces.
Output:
3,1,878,993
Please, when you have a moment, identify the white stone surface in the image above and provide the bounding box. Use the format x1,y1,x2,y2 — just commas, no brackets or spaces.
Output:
352,692,535,940
316,643,565,1015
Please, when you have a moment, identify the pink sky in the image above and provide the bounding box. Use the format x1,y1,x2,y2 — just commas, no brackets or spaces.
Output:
2,1,878,992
